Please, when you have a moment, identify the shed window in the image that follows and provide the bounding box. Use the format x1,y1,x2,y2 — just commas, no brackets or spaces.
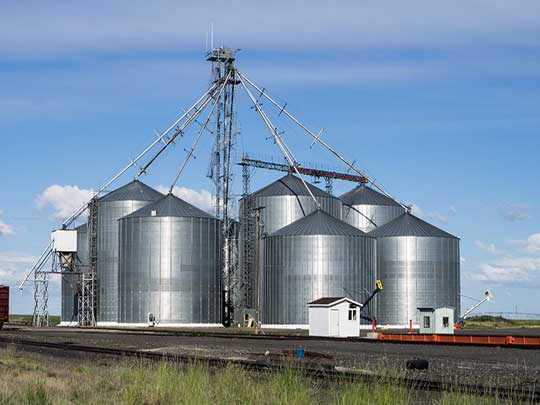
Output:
442,316,449,328
348,309,357,321
423,316,430,329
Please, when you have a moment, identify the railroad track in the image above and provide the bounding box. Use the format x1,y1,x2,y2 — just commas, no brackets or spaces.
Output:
0,335,538,402
13,325,540,350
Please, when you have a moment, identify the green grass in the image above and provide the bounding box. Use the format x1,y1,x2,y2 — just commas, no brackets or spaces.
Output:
465,315,540,329
7,315,60,326
0,347,523,404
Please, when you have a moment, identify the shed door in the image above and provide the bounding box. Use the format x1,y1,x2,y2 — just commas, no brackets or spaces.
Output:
330,309,340,336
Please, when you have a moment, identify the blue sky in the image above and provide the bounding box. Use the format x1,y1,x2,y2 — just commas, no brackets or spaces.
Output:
1,1,539,316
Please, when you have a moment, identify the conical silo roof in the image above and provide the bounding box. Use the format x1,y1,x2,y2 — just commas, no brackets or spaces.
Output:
100,180,163,202
368,212,458,239
124,193,215,219
252,174,334,198
340,184,401,207
271,209,367,237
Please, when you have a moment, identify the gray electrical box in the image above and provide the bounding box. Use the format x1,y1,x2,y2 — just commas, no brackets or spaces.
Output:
417,307,454,335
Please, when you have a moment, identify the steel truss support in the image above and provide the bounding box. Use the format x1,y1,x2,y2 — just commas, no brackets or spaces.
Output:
32,272,49,327
76,197,98,326
206,47,239,326
238,75,320,208
238,155,366,187
325,177,333,194
18,83,220,307
169,73,230,193
21,83,223,327
78,272,96,326
236,71,408,211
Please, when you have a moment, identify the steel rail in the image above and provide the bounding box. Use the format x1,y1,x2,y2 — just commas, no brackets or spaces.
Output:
136,71,231,178
18,84,218,293
169,77,227,193
237,71,409,211
238,75,321,209
18,242,53,291
238,156,367,183
0,335,536,402
64,84,218,228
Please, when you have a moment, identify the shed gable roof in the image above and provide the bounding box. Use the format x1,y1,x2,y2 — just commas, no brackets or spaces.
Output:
308,296,362,307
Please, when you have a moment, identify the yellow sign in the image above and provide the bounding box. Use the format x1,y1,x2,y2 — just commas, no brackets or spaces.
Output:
376,280,383,290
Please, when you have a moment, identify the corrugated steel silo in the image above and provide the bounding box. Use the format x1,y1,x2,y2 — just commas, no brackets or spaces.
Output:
237,174,342,310
262,209,376,326
340,183,405,233
118,193,221,324
97,180,162,323
61,223,88,324
368,213,460,326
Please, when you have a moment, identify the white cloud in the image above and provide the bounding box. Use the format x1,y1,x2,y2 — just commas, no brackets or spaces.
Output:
470,233,540,284
498,203,532,222
474,240,500,255
0,210,15,236
0,252,38,282
408,203,423,217
155,185,214,214
427,211,448,224
511,233,540,254
1,1,540,58
36,185,95,220
523,234,540,254
473,257,540,283
474,263,528,282
408,204,455,224
244,61,441,86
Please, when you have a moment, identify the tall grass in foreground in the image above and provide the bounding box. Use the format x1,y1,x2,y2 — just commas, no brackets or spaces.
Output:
0,347,522,404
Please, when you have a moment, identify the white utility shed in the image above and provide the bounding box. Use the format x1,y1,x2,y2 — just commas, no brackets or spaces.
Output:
308,297,361,337
417,307,455,335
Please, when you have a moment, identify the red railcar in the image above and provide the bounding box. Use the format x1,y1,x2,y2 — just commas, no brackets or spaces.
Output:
0,285,9,329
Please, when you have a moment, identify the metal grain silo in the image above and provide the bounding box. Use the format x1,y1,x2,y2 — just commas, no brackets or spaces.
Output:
341,183,405,233
237,174,342,310
368,213,460,326
97,180,162,324
61,223,88,325
262,209,376,326
118,193,221,325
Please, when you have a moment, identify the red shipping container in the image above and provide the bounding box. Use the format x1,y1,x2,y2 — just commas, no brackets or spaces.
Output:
0,285,9,328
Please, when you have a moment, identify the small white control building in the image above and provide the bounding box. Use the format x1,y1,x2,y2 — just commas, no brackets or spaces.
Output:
308,297,361,337
417,307,454,335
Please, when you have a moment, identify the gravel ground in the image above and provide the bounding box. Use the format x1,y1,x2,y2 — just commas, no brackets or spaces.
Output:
1,326,539,392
